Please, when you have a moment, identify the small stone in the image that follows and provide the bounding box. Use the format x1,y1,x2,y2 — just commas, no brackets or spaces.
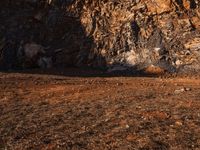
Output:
24,43,45,59
175,60,183,66
144,65,165,75
185,87,191,91
174,88,185,94
175,121,183,126
126,134,137,141
125,125,130,129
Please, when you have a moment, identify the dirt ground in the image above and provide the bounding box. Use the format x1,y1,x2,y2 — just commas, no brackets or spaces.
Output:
0,69,200,150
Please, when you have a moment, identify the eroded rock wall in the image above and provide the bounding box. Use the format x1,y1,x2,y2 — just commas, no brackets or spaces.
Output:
77,0,200,72
0,0,200,73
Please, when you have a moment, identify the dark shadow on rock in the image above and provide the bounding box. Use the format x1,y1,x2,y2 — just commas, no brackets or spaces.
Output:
0,0,159,78
0,1,176,78
0,0,106,71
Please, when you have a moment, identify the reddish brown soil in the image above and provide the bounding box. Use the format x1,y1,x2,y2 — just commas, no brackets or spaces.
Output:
0,69,200,150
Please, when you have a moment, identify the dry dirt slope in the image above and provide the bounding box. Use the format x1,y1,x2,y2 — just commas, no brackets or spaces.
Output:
0,71,200,150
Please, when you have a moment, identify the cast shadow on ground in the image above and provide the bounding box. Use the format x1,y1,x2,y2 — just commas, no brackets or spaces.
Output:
0,67,166,78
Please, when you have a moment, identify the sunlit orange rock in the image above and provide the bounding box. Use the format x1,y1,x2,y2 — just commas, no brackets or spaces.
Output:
146,0,172,14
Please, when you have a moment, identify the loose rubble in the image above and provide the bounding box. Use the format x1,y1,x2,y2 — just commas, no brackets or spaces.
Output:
174,87,191,94
0,72,200,149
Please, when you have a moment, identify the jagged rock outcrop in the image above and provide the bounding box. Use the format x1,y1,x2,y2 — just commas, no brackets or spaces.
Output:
0,0,200,73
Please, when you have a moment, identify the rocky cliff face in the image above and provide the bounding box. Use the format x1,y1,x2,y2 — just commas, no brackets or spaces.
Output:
0,0,200,73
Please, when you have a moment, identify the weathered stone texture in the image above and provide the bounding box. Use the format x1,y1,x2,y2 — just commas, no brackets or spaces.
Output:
0,0,200,72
